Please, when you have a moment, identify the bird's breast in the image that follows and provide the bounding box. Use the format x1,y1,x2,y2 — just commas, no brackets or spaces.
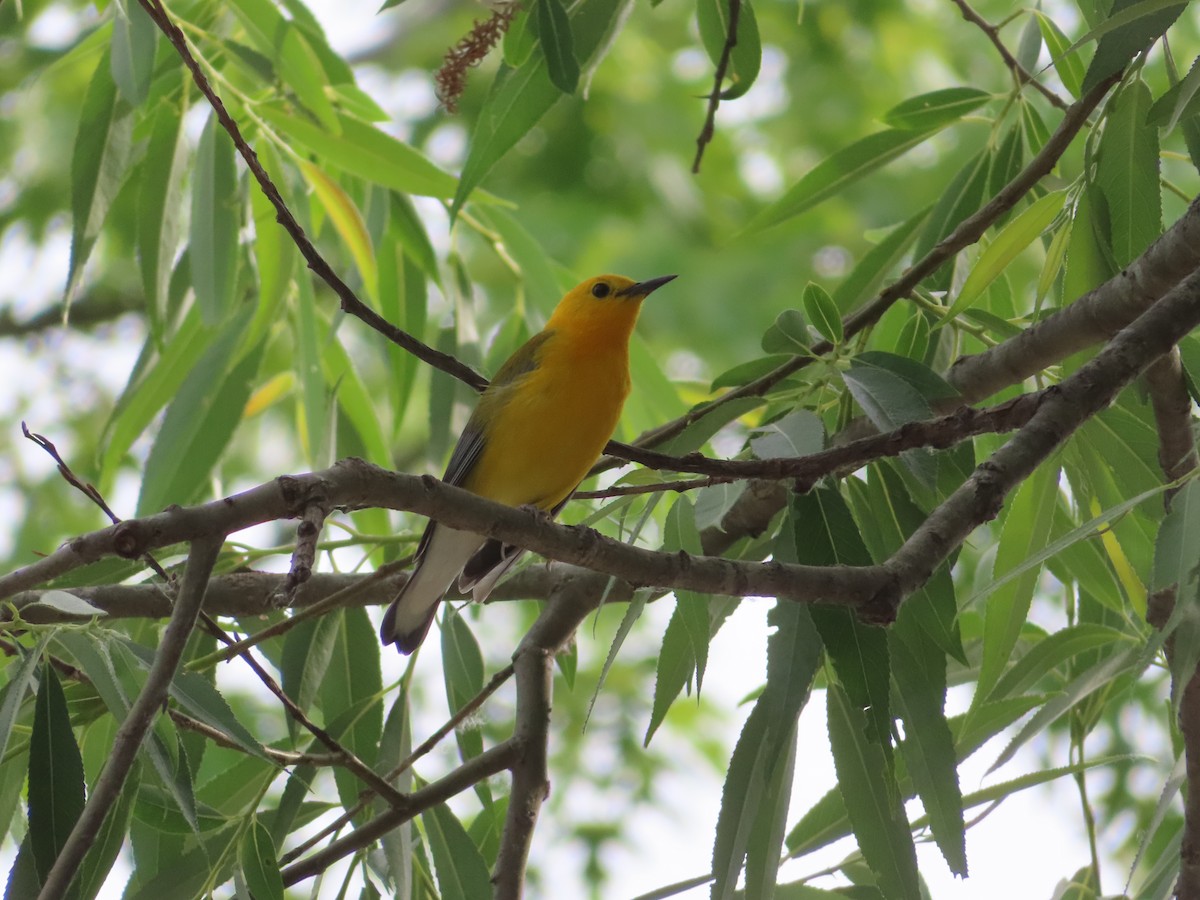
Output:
466,336,630,508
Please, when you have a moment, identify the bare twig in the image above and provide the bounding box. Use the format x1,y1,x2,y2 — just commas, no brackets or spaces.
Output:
35,536,222,900
168,709,342,767
135,0,486,392
949,0,1069,110
692,0,741,173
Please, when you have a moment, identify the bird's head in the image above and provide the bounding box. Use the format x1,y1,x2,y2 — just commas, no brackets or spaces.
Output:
546,274,677,340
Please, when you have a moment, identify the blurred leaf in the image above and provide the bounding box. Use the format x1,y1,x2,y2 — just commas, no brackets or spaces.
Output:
191,113,241,327
258,106,456,198
300,161,378,303
760,309,809,354
881,87,991,131
832,207,930,313
137,87,188,331
745,129,939,235
975,460,1060,700
453,0,631,216
912,149,991,289
0,637,50,764
536,0,580,94
1096,80,1161,267
110,0,157,106
136,317,260,515
28,664,85,892
67,49,134,306
749,409,824,460
697,0,762,100
1149,54,1200,130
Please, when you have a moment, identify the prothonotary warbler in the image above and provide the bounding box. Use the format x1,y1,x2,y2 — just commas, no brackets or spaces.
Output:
380,273,677,653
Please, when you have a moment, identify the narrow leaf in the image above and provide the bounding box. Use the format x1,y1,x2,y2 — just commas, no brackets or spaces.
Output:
28,665,86,890
535,0,580,94
881,87,991,131
239,820,285,900
191,113,240,326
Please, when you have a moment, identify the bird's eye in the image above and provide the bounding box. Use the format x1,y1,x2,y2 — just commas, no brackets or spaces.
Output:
591,282,611,299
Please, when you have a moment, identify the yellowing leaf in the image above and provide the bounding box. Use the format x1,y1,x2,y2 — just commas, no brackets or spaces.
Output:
299,160,378,304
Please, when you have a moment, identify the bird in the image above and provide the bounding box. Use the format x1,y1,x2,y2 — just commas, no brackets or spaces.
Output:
380,273,676,653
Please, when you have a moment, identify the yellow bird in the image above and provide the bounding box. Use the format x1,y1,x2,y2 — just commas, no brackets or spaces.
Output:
381,273,676,653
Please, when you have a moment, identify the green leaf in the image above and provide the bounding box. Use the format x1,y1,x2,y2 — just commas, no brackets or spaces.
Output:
943,190,1066,321
832,207,930,313
710,703,771,900
300,161,378,303
1153,480,1200,705
1035,12,1086,98
117,640,268,762
801,282,842,344
912,149,991,288
842,360,935,484
744,129,939,235
136,317,259,515
191,113,240,327
697,0,762,100
1081,0,1187,93
974,459,1060,700
257,106,457,198
881,87,991,131
1149,54,1200,131
77,761,138,900
749,409,824,460
321,608,383,808
67,49,135,306
1096,80,1161,267
280,25,340,132
452,0,630,216
110,0,157,106
760,309,809,354
0,636,51,765
28,664,86,893
535,0,580,94
422,803,493,900
663,498,711,691
137,89,188,331
826,682,920,900
239,820,285,900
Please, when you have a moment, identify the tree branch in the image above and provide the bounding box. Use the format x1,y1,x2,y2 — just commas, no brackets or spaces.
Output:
135,0,487,392
280,740,519,886
692,0,740,173
948,0,1069,110
879,268,1200,616
493,641,553,898
607,72,1120,464
948,195,1200,403
35,536,222,900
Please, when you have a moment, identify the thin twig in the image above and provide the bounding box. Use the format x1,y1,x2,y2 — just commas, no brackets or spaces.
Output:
949,0,1069,110
35,536,222,900
281,740,520,885
168,709,342,767
692,0,741,173
278,662,516,866
135,0,486,392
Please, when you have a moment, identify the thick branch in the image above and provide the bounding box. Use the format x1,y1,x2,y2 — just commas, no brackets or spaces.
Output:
493,640,554,898
0,462,890,610
35,536,221,900
881,269,1200,613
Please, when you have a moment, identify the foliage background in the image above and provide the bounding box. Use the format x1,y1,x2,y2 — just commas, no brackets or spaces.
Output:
1,0,1200,897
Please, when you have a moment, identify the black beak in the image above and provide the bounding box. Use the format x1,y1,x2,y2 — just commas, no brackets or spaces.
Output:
617,274,677,297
